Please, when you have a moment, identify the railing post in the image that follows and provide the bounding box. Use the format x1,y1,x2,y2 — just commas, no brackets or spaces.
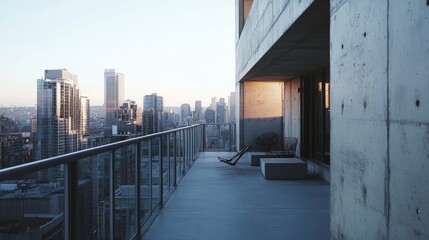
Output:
109,150,115,240
186,129,188,166
229,124,232,152
202,124,206,151
167,134,170,189
181,131,185,174
191,128,194,160
159,136,163,205
64,162,77,240
173,132,177,186
148,140,152,211
135,142,141,238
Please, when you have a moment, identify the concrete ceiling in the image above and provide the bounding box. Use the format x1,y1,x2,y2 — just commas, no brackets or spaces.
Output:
243,0,330,81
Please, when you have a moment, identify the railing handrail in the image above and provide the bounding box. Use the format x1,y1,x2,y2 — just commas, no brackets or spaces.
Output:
0,124,202,181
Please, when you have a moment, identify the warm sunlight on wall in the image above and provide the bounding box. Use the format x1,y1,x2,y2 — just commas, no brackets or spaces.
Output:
243,81,283,119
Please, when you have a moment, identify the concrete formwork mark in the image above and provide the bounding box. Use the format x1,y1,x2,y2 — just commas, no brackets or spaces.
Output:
330,0,390,239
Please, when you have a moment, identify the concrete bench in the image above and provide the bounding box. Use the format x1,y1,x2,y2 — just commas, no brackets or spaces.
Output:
251,154,293,166
260,158,307,180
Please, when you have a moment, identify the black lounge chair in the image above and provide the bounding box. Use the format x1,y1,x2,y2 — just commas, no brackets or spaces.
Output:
266,137,298,157
218,145,251,166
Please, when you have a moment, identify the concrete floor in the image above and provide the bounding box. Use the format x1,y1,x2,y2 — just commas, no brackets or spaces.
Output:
143,152,330,240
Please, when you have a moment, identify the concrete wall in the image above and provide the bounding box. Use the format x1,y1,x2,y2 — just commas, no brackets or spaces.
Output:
388,0,429,238
242,81,284,151
331,0,429,239
284,78,301,156
235,0,315,83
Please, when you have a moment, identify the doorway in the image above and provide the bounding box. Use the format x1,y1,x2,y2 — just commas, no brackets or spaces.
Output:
301,69,330,165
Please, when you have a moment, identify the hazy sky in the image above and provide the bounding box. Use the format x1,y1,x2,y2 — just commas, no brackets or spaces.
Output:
0,0,235,107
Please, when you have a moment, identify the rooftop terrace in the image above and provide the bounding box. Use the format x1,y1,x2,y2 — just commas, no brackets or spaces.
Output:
143,152,330,240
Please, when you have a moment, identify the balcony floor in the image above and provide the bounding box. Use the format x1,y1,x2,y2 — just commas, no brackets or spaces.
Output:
143,152,330,240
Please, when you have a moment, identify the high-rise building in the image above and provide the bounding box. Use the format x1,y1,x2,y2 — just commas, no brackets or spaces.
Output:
193,100,203,121
216,98,226,123
204,107,215,124
180,103,192,123
142,93,163,135
162,110,179,131
210,97,217,120
0,115,19,133
104,69,125,136
117,100,138,134
228,92,236,123
80,96,90,149
210,97,217,111
35,69,81,180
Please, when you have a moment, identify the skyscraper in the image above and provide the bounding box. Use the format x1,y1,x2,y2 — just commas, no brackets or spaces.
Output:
104,69,125,136
210,97,217,121
193,100,202,121
204,107,215,124
228,92,236,123
216,98,226,123
142,93,163,135
80,96,90,149
35,69,81,180
180,103,192,123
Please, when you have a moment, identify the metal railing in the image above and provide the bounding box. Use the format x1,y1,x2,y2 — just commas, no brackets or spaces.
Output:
0,124,203,240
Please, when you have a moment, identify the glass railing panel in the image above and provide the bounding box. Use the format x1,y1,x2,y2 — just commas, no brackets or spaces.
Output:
169,133,175,188
139,140,150,224
161,134,169,196
113,145,137,240
183,130,188,168
78,152,110,240
175,131,182,181
204,124,235,152
151,137,161,210
0,167,65,239
180,131,185,176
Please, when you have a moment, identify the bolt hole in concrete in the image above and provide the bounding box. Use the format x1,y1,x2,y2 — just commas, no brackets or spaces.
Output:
341,44,344,49
364,32,367,37
427,0,429,6
416,100,420,107
417,208,421,215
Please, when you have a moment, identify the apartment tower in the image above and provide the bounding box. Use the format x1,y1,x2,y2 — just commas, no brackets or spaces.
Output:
104,69,125,136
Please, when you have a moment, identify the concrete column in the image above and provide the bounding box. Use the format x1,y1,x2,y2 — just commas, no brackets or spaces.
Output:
330,0,429,239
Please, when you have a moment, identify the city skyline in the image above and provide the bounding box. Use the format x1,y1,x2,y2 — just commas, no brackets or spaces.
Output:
0,1,235,107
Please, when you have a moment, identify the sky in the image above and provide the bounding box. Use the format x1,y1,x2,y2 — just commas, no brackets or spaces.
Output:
0,0,236,108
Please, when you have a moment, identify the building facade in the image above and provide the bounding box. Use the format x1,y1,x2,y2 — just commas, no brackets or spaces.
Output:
35,69,80,159
35,69,82,180
0,133,23,169
80,96,90,149
228,92,236,124
236,0,429,239
142,93,163,135
204,107,215,124
216,98,226,124
117,100,139,134
104,69,125,136
180,103,192,124
193,100,203,121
